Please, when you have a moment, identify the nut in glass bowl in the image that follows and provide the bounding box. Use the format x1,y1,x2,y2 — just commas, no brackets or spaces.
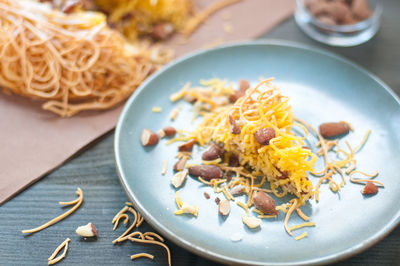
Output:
295,0,382,47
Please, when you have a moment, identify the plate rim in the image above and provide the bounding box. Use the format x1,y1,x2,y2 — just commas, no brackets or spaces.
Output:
114,40,400,265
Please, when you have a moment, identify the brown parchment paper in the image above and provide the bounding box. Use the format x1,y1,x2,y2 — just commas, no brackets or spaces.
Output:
0,0,295,205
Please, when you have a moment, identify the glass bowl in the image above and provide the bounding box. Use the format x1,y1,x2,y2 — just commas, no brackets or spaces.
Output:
295,0,382,47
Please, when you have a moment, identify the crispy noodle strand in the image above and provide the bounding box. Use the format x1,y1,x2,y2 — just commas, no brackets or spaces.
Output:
130,253,154,261
0,0,152,116
350,170,384,186
127,237,171,266
112,204,171,265
284,199,298,236
22,188,83,234
112,207,138,243
113,213,130,230
48,238,70,265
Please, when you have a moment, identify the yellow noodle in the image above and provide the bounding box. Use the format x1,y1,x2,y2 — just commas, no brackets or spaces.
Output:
48,238,70,265
22,188,83,234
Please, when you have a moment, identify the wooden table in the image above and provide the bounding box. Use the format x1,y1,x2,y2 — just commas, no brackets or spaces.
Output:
1,2,399,265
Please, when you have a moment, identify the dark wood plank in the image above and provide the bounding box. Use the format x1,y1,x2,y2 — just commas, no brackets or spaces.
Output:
1,1,399,265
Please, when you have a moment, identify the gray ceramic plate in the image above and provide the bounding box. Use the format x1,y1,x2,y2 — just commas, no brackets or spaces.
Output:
114,41,400,265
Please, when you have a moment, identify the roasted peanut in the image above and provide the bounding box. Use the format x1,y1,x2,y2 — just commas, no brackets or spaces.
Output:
276,170,289,180
229,79,250,102
319,122,350,138
342,12,358,25
229,153,240,167
362,181,378,195
239,79,250,91
202,144,224,161
140,129,159,146
254,127,275,145
327,1,351,23
171,171,188,188
317,15,337,25
61,0,80,14
228,115,241,134
162,126,177,137
215,197,221,205
178,140,196,152
183,93,197,103
352,0,372,20
252,191,278,215
229,184,246,195
188,165,223,180
242,215,261,229
174,157,188,171
151,22,174,41
229,90,245,103
75,223,98,237
218,200,231,216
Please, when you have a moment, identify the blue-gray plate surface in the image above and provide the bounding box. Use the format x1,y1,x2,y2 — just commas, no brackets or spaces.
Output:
114,41,400,265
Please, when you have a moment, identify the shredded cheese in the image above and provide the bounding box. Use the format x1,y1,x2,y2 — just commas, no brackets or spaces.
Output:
170,83,190,102
258,215,277,219
161,160,167,175
284,199,298,236
174,191,198,216
296,208,310,221
201,158,222,165
152,106,162,112
170,108,179,120
236,201,249,215
294,232,308,241
289,222,315,232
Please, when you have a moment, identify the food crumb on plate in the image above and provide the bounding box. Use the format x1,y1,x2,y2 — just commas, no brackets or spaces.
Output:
152,106,162,112
230,232,243,242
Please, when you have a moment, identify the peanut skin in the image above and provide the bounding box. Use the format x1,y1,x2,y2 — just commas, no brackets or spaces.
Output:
229,153,240,167
252,191,278,215
362,181,378,195
140,129,159,146
319,122,350,138
178,140,196,152
188,165,223,180
202,144,224,161
173,157,188,171
229,79,250,102
254,127,276,145
228,115,241,135
162,126,177,137
151,22,174,41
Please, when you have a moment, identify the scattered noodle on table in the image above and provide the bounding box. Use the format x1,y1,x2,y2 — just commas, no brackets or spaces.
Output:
48,238,70,265
112,202,172,266
21,188,83,234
